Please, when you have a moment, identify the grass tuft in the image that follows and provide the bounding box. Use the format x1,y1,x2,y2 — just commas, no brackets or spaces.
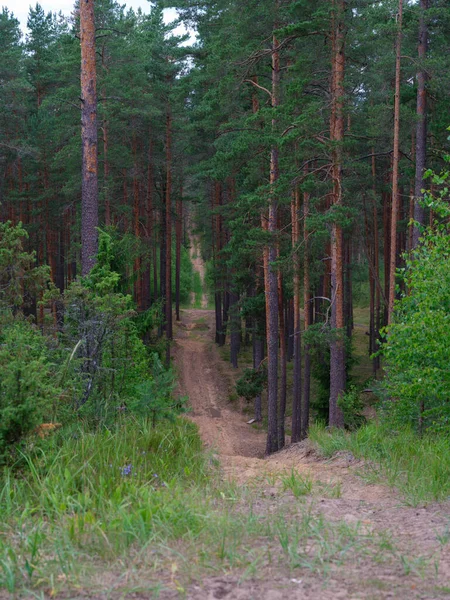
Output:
309,421,450,505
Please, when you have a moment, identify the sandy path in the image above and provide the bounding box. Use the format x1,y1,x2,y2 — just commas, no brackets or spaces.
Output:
175,308,266,464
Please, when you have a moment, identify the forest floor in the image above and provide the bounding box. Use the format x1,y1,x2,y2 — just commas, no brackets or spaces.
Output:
170,250,450,599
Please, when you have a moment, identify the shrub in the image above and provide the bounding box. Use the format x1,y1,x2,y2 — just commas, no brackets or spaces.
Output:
236,367,267,402
337,386,366,431
128,353,187,427
380,155,450,433
0,321,62,461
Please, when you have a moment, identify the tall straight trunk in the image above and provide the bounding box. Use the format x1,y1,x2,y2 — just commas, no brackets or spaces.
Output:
213,182,225,345
278,272,286,449
80,0,98,275
344,238,353,338
103,116,111,226
222,284,229,345
229,291,240,368
302,182,311,438
412,0,428,249
143,137,154,309
329,0,346,428
133,131,142,309
383,186,390,327
153,211,158,301
175,183,182,321
388,0,403,324
55,230,65,330
286,299,294,362
265,22,280,455
291,187,302,442
364,199,376,370
122,168,128,232
160,203,166,337
253,333,264,422
372,154,381,372
165,107,173,363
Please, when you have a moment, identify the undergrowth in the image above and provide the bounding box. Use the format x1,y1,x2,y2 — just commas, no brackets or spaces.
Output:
309,422,450,505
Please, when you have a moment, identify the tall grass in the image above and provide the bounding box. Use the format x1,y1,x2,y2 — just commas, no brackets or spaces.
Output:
0,418,214,592
309,422,450,505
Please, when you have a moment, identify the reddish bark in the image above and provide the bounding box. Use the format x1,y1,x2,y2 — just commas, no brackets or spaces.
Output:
388,0,403,324
329,0,346,428
80,0,99,275
165,106,173,363
412,0,428,249
265,24,280,455
302,181,311,438
291,188,302,442
133,131,143,310
175,183,183,321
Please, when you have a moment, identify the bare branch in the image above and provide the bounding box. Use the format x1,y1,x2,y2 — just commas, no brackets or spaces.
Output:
243,78,272,97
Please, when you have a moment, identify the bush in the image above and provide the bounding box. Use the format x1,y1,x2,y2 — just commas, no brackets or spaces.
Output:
0,321,62,461
236,367,267,402
381,156,450,433
337,386,366,431
381,227,450,433
128,353,187,427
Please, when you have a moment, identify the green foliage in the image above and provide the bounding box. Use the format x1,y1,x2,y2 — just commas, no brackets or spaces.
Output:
236,366,267,402
0,221,51,315
337,386,366,431
0,321,62,462
128,354,187,426
381,157,450,433
304,324,356,423
63,231,173,425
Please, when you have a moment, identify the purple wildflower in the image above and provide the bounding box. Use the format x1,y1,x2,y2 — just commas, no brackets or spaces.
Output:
121,463,133,477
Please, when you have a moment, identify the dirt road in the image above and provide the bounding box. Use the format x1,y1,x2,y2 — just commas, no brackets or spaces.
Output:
174,308,266,466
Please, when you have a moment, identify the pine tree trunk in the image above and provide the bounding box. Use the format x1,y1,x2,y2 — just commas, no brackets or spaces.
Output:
175,183,182,321
143,137,153,309
372,154,381,372
278,272,286,449
253,332,264,422
160,203,166,338
103,116,111,226
302,182,311,439
329,0,346,428
165,107,173,364
412,0,428,249
291,188,302,442
80,0,98,275
265,24,280,455
230,291,240,368
133,131,142,309
388,0,403,324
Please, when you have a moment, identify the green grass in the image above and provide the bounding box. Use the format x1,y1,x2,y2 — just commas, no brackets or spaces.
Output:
0,418,213,594
192,271,203,308
309,421,450,505
0,416,366,596
0,417,444,596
